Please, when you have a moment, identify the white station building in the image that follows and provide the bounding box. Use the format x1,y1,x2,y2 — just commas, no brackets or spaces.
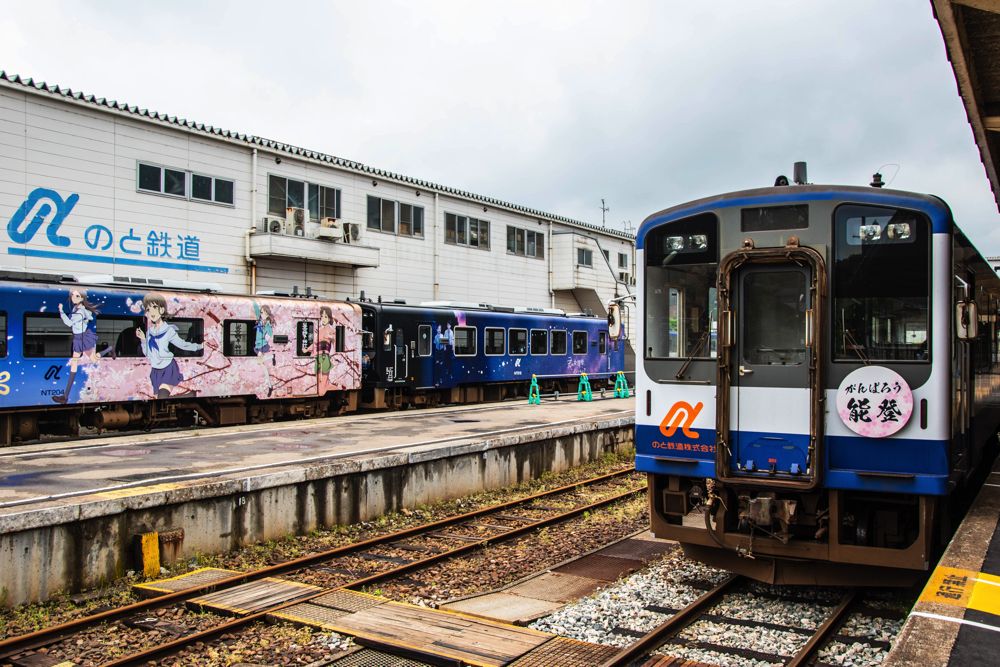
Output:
0,72,636,362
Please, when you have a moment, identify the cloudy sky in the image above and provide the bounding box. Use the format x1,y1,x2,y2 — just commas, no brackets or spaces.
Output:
3,1,998,252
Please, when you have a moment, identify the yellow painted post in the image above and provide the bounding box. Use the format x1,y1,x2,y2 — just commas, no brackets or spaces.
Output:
138,531,161,578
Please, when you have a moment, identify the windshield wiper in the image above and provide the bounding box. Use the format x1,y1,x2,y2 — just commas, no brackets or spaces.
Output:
676,330,711,380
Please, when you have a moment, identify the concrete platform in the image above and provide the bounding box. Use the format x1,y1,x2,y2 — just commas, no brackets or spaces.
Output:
887,460,1000,666
0,397,634,606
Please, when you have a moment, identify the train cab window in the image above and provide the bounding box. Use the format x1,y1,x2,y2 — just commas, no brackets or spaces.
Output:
551,330,567,355
572,331,588,354
454,326,476,356
168,318,204,358
833,205,929,362
644,213,719,360
485,327,505,355
530,329,548,355
297,321,315,356
418,325,432,356
335,325,346,353
223,320,256,357
0,312,6,357
509,328,527,355
599,331,607,354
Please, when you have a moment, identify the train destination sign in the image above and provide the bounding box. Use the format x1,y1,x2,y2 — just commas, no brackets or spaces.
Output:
835,366,913,437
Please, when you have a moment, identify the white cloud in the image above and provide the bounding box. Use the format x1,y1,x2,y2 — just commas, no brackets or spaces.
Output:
1,0,997,249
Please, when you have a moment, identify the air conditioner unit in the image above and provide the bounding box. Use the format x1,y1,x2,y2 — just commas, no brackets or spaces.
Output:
285,207,306,235
262,216,284,234
343,222,362,243
315,217,342,240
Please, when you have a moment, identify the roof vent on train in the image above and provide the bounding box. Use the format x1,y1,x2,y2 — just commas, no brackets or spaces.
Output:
0,267,77,283
255,285,323,299
78,274,220,293
513,306,566,315
420,300,491,310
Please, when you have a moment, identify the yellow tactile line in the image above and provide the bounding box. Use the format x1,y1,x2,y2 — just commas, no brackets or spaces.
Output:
918,566,1000,619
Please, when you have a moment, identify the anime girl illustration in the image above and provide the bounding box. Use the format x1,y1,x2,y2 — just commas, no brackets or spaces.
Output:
304,306,336,395
136,292,203,399
253,302,276,396
52,288,106,404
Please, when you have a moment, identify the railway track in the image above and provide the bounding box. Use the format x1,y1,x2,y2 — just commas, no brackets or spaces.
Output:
597,574,907,667
0,468,645,666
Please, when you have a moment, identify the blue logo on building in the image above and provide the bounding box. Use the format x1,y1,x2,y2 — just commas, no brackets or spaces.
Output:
5,187,228,274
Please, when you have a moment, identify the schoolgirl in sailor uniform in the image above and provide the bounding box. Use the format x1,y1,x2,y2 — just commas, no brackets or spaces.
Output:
52,289,102,403
136,292,203,399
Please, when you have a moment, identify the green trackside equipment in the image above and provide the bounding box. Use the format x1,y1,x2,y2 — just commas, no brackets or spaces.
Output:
577,373,593,401
528,374,541,404
614,371,631,398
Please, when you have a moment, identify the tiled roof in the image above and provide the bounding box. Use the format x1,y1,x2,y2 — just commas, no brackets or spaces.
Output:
0,71,634,241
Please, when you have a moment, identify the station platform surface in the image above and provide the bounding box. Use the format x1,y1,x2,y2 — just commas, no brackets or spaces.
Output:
888,457,1000,666
0,397,633,521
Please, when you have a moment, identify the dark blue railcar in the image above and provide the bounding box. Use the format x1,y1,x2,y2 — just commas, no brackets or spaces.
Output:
359,301,625,408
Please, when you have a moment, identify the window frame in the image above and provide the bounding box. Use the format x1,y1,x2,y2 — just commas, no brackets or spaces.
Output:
618,252,629,269
577,248,593,267
418,324,432,357
484,327,506,356
138,161,235,206
530,329,549,355
454,326,477,357
509,328,528,356
223,319,257,357
445,213,490,250
506,225,544,258
599,331,607,354
270,175,341,220
551,330,568,355
572,330,588,355
296,320,315,357
367,195,424,238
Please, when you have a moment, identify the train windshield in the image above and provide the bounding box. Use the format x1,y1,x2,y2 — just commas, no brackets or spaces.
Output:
644,213,719,359
833,204,930,362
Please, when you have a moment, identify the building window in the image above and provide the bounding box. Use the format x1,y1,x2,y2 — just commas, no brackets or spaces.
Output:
509,328,527,355
506,226,544,258
269,175,341,220
454,326,477,356
602,249,610,262
368,196,423,237
485,327,505,355
618,252,628,269
138,162,234,205
530,329,548,355
223,320,256,357
577,248,593,267
551,330,567,355
445,213,490,249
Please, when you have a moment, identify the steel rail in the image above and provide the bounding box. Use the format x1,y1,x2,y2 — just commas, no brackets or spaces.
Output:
599,574,743,667
99,485,647,666
785,589,857,667
0,467,637,660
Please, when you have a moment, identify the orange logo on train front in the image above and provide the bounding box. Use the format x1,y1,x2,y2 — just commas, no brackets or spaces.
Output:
659,401,703,439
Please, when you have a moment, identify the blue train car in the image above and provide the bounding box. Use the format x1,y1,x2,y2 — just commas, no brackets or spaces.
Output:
359,300,625,408
635,170,1000,584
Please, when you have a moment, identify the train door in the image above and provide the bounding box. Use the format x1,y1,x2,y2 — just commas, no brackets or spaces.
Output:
393,325,408,382
295,318,322,396
718,243,824,488
416,323,433,386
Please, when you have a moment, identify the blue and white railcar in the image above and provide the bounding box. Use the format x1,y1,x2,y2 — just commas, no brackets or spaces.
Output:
359,301,625,408
635,172,1000,584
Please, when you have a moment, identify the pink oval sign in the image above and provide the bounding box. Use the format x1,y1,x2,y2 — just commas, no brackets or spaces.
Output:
836,366,913,438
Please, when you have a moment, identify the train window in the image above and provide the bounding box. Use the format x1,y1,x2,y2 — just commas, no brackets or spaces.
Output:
168,318,204,358
833,205,929,362
644,213,719,360
551,330,567,355
336,325,346,353
0,312,6,357
509,328,527,355
223,320,256,357
485,327,505,355
741,204,808,232
24,314,145,358
454,326,476,356
572,331,588,354
297,321,315,357
741,269,807,366
418,325,432,356
530,329,548,355
599,331,607,354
